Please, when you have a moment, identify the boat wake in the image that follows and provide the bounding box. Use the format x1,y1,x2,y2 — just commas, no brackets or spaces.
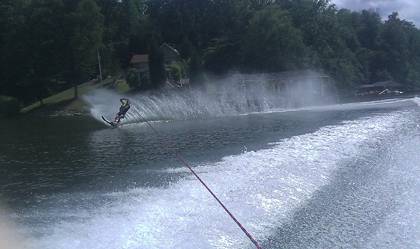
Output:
26,108,417,249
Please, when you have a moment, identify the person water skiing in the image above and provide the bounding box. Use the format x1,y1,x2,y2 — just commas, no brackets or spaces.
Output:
114,98,130,124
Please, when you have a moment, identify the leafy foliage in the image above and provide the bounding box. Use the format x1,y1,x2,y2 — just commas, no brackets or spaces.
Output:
1,0,420,104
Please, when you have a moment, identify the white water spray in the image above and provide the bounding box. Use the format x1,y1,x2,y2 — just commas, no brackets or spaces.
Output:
0,205,27,249
83,72,337,123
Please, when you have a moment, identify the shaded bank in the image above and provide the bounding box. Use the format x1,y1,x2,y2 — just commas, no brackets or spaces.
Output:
0,95,20,117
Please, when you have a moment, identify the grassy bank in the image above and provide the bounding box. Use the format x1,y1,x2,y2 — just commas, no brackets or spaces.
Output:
0,95,20,116
21,79,130,114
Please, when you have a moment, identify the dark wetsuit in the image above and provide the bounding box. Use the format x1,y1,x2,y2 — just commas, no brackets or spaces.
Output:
114,98,130,123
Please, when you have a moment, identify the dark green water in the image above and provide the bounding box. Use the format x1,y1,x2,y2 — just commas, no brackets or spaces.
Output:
0,110,348,206
0,99,419,249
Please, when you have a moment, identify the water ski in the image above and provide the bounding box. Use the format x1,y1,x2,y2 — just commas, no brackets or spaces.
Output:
101,116,119,128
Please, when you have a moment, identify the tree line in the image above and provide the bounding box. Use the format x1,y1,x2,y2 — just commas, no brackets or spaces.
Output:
1,0,420,105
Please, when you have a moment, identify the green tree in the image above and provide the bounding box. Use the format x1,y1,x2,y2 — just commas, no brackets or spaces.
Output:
189,48,204,85
0,0,29,101
95,0,128,74
380,12,411,83
148,41,166,88
241,6,305,72
23,0,68,104
69,0,104,97
3,0,420,102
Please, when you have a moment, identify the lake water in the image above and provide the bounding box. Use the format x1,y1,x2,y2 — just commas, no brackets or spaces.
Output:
1,98,419,249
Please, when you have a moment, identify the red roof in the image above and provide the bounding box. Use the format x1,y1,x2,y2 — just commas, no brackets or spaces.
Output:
130,54,149,64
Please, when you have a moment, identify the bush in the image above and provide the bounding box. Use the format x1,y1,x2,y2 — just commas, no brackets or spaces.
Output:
169,62,183,82
126,69,141,89
0,95,20,116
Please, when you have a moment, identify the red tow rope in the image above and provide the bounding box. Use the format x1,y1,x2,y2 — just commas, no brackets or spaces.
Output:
137,114,262,249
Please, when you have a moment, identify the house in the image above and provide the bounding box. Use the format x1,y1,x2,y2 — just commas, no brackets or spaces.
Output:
128,44,187,88
130,54,149,72
129,54,150,87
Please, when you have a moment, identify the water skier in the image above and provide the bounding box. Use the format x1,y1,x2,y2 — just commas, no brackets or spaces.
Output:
114,98,130,124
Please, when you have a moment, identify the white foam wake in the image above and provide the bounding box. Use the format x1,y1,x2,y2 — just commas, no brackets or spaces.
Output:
30,111,414,249
411,96,420,107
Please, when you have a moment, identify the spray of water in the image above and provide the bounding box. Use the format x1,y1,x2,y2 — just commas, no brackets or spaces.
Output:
411,96,420,107
83,72,337,124
0,205,27,249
